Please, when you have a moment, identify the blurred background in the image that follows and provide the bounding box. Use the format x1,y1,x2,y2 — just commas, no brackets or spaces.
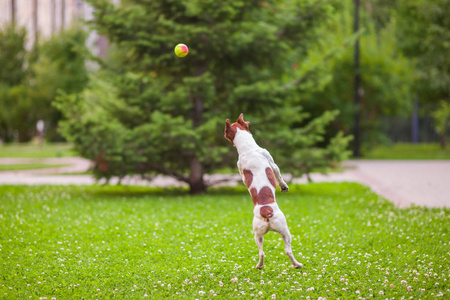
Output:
0,0,449,193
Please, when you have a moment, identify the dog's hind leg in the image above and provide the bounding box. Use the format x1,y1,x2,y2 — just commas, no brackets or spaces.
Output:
254,233,265,269
279,229,303,269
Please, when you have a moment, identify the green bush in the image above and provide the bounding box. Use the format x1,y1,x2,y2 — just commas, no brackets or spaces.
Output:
0,26,89,142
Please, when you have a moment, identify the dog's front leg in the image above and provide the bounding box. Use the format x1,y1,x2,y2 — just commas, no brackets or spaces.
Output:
254,233,265,269
261,149,289,192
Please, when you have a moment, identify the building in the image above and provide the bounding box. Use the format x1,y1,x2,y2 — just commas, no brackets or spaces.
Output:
0,0,110,57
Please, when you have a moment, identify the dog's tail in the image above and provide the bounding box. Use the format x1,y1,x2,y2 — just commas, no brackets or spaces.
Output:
260,206,274,222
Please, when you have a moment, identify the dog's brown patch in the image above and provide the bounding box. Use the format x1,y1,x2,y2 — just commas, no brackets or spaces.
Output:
243,169,253,188
250,186,275,206
257,186,275,205
265,167,277,188
250,187,258,206
260,206,274,221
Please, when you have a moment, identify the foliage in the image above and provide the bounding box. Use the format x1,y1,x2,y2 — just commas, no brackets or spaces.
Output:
0,25,27,86
30,27,90,141
0,25,30,142
1,183,449,298
57,0,351,193
0,26,89,142
297,1,415,151
431,101,450,148
395,0,450,146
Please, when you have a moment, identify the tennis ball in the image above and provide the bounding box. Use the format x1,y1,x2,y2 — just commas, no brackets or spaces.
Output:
174,43,189,57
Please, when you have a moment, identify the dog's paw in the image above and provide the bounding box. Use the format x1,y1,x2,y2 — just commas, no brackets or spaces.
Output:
255,264,264,269
281,185,289,192
293,263,303,269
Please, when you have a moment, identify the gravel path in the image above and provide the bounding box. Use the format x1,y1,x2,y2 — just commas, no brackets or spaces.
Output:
0,158,449,208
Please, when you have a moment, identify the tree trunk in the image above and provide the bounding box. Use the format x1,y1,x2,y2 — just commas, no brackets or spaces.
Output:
11,0,16,25
439,132,446,149
187,65,207,194
188,156,206,194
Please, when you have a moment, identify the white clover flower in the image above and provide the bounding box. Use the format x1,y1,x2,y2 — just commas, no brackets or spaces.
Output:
356,290,360,294
407,286,412,292
219,281,223,287
271,294,276,300
198,291,205,296
379,290,384,295
231,277,238,283
401,280,407,285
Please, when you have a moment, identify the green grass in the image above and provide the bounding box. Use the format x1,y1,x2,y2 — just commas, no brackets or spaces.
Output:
0,163,69,171
363,143,450,160
0,143,76,158
1,183,448,299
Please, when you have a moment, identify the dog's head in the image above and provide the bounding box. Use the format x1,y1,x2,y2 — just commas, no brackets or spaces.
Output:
224,113,251,144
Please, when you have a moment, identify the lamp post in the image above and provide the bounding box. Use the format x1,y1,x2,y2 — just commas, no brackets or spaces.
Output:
353,0,361,158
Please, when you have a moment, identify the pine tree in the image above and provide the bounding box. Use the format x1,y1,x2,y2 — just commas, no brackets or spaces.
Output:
57,0,351,193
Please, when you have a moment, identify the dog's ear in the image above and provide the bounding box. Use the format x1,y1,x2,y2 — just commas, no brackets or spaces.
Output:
237,113,250,131
224,119,234,143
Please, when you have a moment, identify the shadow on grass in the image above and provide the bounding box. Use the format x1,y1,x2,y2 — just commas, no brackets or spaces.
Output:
80,182,367,200
83,184,251,199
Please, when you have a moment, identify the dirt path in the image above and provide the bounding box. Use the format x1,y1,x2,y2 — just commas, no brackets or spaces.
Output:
292,160,450,208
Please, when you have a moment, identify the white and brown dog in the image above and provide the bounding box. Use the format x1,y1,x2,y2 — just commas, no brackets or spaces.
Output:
225,113,302,269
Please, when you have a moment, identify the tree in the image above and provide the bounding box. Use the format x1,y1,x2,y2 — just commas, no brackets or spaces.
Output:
57,0,351,194
0,25,29,142
396,0,450,148
431,101,450,148
30,27,89,141
297,1,415,151
0,26,89,142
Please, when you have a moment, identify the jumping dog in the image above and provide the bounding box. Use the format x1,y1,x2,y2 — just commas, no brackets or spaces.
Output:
225,113,302,269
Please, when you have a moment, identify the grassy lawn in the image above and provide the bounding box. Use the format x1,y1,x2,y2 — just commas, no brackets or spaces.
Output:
363,143,450,160
0,143,76,158
0,163,69,172
0,183,448,299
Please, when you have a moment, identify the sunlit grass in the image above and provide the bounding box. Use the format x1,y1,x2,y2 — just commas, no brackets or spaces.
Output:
0,143,76,158
0,163,69,171
0,183,448,299
363,143,450,160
